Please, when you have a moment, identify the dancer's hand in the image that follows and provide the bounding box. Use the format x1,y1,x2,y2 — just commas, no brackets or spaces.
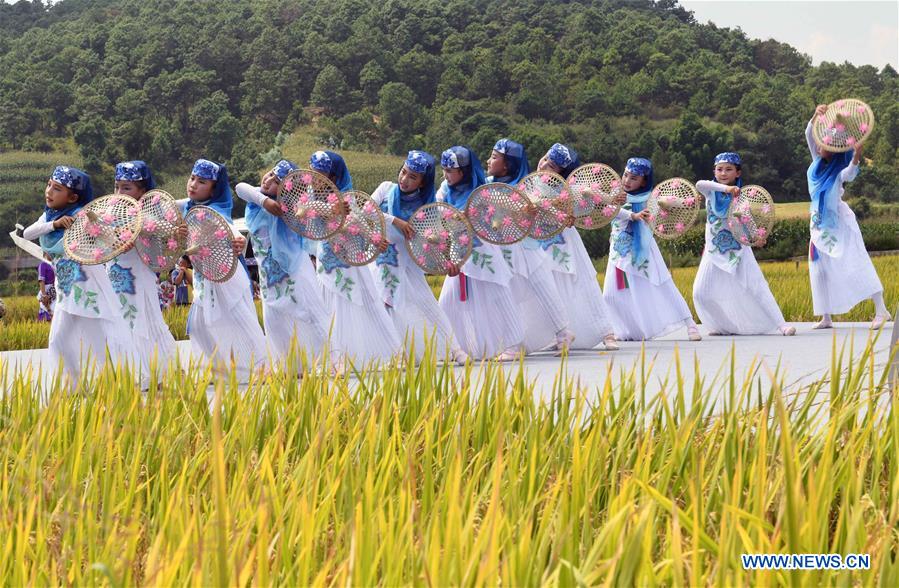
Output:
392,218,414,239
263,198,284,217
52,216,74,230
232,236,246,255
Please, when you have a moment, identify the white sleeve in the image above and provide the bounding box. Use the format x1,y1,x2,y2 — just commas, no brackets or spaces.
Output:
435,183,447,203
806,120,818,160
235,183,269,207
615,205,632,222
839,162,859,184
370,181,395,225
22,213,54,240
695,180,729,197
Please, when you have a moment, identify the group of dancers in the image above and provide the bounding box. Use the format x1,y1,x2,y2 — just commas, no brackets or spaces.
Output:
22,103,891,382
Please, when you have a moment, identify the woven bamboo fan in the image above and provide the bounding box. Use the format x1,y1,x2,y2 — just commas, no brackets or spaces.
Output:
464,183,533,245
812,98,874,152
646,178,700,240
278,168,346,239
406,202,475,274
727,185,776,248
135,189,185,272
564,163,624,230
63,195,141,265
516,171,570,239
329,190,386,267
184,206,237,282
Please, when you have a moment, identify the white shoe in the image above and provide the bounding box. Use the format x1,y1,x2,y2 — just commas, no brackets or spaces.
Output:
554,328,576,352
602,335,619,351
451,349,470,365
494,350,519,362
687,326,702,341
813,318,833,329
872,313,892,330
780,325,796,336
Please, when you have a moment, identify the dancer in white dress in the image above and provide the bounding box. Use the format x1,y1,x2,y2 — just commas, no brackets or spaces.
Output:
804,104,891,330
486,138,575,354
235,159,330,365
602,157,702,341
692,152,795,336
109,161,179,381
179,159,268,380
535,143,618,350
22,166,128,380
308,150,402,366
369,150,468,364
437,146,525,360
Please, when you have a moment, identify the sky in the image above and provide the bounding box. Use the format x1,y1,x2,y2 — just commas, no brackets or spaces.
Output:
680,1,899,69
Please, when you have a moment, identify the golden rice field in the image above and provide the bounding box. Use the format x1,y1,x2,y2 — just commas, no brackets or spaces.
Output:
3,255,896,352
0,333,896,584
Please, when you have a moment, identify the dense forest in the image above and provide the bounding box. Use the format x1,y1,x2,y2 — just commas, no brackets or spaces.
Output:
0,0,897,201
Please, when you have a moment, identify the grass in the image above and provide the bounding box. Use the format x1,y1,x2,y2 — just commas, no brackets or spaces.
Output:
3,254,897,352
775,202,810,219
0,332,896,584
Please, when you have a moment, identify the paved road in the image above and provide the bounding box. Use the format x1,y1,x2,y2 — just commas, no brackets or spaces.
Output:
1,322,894,408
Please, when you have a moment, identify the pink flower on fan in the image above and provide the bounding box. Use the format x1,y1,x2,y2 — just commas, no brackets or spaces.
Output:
141,254,151,265
87,223,102,237
480,189,490,198
69,240,80,250
591,165,602,174
817,115,826,124
439,230,449,240
761,204,772,214
77,210,87,218
139,237,151,247
486,205,496,216
423,243,431,252
442,210,454,220
741,216,751,224
672,180,681,189
298,195,309,205
327,193,338,203
332,243,343,253
152,194,161,205
675,222,685,233
144,220,157,233
334,233,347,244
126,207,138,217
92,248,104,261
167,238,179,250
835,123,846,132
371,233,382,244
684,197,696,206
165,210,177,222
214,228,227,239
659,210,669,218
558,189,569,201
823,136,832,144
590,195,603,206
652,189,660,197
301,173,312,184
540,174,550,182
444,261,453,271
657,224,666,233
199,246,211,259
740,236,749,244
836,100,845,108
611,180,620,188
555,212,567,223
284,180,293,191
846,137,856,146
417,256,426,265
458,234,470,245
157,256,167,267
120,229,133,241
757,227,768,238
857,106,866,114
584,217,594,228
520,218,532,229
102,213,115,224
602,206,616,217
347,223,361,235
195,210,206,221
326,220,340,231
510,193,521,203
438,242,448,252
280,203,289,213
859,123,869,133
590,182,601,193
840,110,850,117
502,217,513,227
416,210,426,220
648,214,655,222
424,228,435,239
219,262,230,274
307,209,319,219
363,202,376,214
108,197,120,206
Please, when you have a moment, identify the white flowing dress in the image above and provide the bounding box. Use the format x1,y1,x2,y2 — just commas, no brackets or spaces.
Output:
369,182,463,361
602,205,694,340
235,183,329,362
804,123,883,316
691,180,786,334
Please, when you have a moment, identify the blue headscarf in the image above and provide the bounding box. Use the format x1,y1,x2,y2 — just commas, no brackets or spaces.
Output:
547,143,582,178
621,157,655,268
245,159,304,275
440,146,486,209
185,158,234,222
808,150,854,230
491,139,530,185
310,150,352,192
41,165,94,255
382,150,436,222
115,160,157,190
